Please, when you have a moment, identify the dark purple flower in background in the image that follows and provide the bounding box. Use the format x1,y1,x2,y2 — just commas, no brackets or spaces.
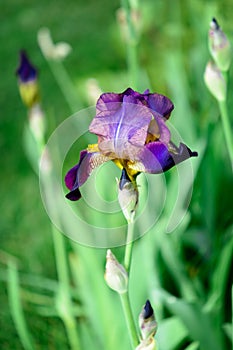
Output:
65,88,198,201
16,50,39,108
16,50,37,83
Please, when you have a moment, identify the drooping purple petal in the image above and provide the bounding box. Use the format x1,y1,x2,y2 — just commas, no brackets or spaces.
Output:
65,150,111,201
66,187,82,201
65,150,87,190
129,142,197,174
16,51,37,83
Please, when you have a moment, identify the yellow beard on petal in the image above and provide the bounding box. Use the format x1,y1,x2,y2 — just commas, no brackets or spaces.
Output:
87,143,99,153
127,161,146,173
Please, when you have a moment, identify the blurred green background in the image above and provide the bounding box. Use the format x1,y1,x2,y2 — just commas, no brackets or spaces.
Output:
0,0,232,349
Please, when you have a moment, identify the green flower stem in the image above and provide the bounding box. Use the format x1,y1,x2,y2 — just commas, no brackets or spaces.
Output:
47,59,82,113
51,226,70,287
120,0,139,90
51,226,81,350
124,219,135,272
120,291,139,349
37,133,81,349
122,219,140,348
218,99,233,171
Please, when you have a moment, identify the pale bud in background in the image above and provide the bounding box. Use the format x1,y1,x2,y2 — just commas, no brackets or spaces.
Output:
29,104,46,145
105,249,128,294
116,7,141,43
208,18,231,72
85,78,102,105
204,61,226,101
40,147,52,175
38,27,72,60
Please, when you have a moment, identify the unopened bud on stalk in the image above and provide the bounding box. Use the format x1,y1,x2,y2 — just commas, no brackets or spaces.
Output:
135,337,156,350
38,27,72,60
139,300,157,340
116,7,141,43
208,18,231,71
29,104,46,144
105,249,128,294
118,169,138,223
16,51,40,108
85,78,102,105
204,61,226,101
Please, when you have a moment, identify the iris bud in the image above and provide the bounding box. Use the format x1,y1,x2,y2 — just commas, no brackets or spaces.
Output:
104,249,128,294
118,169,138,223
208,18,231,71
204,61,226,101
139,300,157,340
29,104,46,144
135,337,156,350
16,51,40,108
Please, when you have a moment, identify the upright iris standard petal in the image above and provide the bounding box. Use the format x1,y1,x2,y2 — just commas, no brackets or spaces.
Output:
147,93,174,119
65,88,197,201
90,95,153,159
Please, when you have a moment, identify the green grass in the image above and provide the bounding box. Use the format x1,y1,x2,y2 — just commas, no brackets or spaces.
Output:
0,0,232,349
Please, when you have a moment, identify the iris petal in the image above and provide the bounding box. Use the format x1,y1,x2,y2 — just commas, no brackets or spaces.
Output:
65,150,110,201
147,93,174,119
16,51,37,83
90,97,152,159
128,142,197,174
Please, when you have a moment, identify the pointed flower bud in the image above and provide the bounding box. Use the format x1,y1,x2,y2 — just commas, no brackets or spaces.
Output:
118,169,138,223
208,18,231,71
139,300,158,340
105,249,128,294
135,337,156,350
16,51,40,108
204,61,226,101
116,8,141,44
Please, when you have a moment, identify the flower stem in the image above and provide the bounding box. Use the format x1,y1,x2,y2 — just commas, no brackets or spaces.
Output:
52,226,81,350
47,59,82,113
122,219,139,348
124,219,135,271
120,292,139,349
218,99,233,171
120,0,139,90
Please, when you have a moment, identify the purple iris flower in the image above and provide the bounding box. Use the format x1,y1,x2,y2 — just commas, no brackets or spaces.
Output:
65,88,198,201
16,50,37,83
